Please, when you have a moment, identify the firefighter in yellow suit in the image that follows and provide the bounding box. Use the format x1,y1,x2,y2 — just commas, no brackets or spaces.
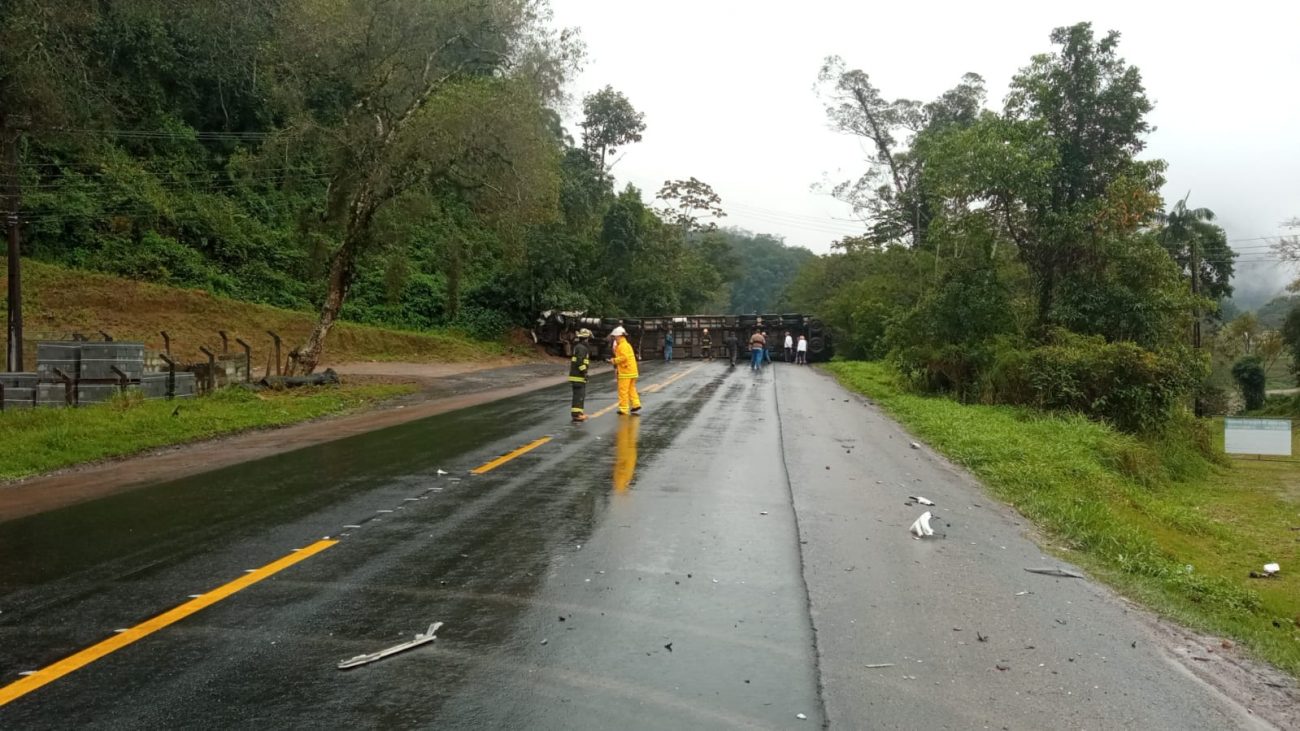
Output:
608,326,641,416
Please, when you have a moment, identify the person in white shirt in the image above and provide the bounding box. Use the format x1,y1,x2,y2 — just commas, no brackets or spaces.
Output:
796,335,809,365
783,332,794,362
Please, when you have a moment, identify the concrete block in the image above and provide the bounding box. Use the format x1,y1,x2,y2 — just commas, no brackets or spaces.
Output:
79,342,146,380
1,387,36,409
35,342,81,381
36,383,71,408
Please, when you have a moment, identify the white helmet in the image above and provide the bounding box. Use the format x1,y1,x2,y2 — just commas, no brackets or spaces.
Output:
610,326,627,338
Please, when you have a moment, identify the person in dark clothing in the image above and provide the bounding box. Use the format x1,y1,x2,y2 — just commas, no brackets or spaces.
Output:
664,330,674,362
569,328,593,422
701,328,713,360
724,331,739,367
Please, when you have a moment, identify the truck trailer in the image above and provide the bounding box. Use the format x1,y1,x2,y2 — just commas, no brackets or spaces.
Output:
533,311,833,362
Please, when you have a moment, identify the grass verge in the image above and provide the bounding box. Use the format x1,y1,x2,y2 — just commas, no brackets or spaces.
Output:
1,259,531,364
0,383,414,482
825,360,1300,678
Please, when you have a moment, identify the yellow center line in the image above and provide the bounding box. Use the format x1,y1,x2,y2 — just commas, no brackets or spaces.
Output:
470,437,552,475
0,539,337,708
589,404,619,419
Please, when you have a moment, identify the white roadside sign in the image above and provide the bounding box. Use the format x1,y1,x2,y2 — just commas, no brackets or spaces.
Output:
1224,418,1292,457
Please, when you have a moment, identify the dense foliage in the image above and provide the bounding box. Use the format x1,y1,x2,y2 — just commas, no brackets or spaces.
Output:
793,23,1218,432
1,0,807,368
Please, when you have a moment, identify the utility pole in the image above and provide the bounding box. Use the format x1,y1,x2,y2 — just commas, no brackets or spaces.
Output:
1190,233,1202,416
2,113,27,373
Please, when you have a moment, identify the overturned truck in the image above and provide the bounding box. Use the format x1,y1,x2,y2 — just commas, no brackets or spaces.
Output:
533,312,833,362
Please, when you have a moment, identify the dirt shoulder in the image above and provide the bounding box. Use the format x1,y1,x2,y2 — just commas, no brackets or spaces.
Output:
0,360,566,523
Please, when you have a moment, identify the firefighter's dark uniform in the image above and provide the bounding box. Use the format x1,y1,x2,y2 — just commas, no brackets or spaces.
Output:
570,340,591,420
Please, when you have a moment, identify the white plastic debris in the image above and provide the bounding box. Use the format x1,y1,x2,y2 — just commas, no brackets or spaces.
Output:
909,496,935,506
796,713,808,720
1263,563,1280,576
909,511,935,538
338,622,443,669
437,469,448,475
909,442,921,450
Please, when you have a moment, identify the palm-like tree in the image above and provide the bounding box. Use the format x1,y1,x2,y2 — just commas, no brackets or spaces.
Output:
1155,193,1235,303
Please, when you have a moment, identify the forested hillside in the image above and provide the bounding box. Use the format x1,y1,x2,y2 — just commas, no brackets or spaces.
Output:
0,0,808,370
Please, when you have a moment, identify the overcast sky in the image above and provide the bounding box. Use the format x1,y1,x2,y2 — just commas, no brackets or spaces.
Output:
550,0,1300,303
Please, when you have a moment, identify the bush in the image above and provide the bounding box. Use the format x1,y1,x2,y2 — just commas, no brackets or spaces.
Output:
988,330,1206,433
1230,356,1266,411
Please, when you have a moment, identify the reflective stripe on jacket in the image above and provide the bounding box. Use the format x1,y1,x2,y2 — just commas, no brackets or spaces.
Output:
612,338,639,379
569,341,590,382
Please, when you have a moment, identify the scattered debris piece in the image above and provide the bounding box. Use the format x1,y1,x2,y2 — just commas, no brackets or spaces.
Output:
1014,591,1033,597
558,616,566,622
909,511,936,538
1221,639,1233,650
796,713,808,720
995,664,1009,672
909,442,920,450
338,622,443,670
541,639,549,645
977,632,988,643
760,511,769,516
664,642,673,652
1264,563,1281,576
907,496,934,506
1055,619,1067,626
864,663,895,669
1131,641,1137,648
436,469,448,475
1024,567,1084,579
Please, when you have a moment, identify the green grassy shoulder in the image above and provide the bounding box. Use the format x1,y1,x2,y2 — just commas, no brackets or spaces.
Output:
2,259,530,364
0,383,414,482
825,360,1300,678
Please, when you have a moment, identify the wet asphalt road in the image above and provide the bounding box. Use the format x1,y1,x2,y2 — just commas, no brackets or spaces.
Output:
0,361,1265,729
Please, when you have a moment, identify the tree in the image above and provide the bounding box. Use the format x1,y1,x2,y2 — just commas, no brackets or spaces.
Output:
268,0,577,372
816,57,985,247
579,85,645,171
655,177,725,232
1003,23,1165,326
1156,195,1234,313
1258,330,1284,376
1231,355,1266,411
1216,312,1262,362
1281,306,1300,386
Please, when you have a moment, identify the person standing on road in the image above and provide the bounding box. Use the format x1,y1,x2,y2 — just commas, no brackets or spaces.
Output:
663,330,674,363
749,330,766,371
783,331,794,362
796,334,808,365
609,326,641,415
701,328,713,361
724,330,739,368
569,328,593,422
762,331,772,364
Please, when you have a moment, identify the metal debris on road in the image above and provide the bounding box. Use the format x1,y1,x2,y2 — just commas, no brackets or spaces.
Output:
796,713,808,720
338,622,443,670
1024,567,1084,579
436,469,448,475
864,663,894,669
909,496,935,506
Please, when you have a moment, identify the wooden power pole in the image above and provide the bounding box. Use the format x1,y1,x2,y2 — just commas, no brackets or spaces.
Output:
3,114,26,372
